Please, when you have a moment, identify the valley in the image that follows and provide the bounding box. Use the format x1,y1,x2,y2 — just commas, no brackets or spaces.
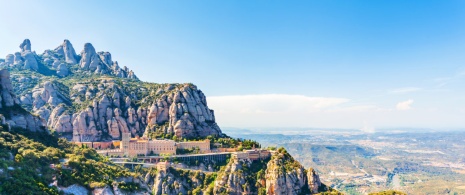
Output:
224,128,465,195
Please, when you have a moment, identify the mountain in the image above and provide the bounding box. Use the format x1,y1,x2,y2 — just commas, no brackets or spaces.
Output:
0,39,341,195
0,39,222,142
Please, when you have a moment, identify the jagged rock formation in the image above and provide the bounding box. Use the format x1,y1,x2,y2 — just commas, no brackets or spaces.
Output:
265,149,310,195
1,39,221,141
213,157,256,194
0,39,39,71
55,39,78,64
142,167,211,195
212,149,326,195
79,42,138,79
264,148,329,195
0,39,138,80
0,69,45,132
307,168,322,194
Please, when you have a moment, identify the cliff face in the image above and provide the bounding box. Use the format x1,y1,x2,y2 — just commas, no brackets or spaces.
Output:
213,157,256,194
0,39,222,141
144,168,213,195
212,150,325,195
265,149,310,195
0,69,45,132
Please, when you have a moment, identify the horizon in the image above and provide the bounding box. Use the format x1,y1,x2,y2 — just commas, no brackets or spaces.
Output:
1,0,465,130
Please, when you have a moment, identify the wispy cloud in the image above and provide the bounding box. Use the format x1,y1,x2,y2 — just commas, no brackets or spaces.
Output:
207,94,349,114
389,87,422,94
396,99,414,110
434,70,465,88
207,94,464,129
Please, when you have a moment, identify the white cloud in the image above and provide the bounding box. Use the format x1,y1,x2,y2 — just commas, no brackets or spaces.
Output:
389,87,421,94
206,94,465,129
207,94,349,114
396,99,414,110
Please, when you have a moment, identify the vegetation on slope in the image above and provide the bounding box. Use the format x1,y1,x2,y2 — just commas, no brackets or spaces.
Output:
0,125,143,194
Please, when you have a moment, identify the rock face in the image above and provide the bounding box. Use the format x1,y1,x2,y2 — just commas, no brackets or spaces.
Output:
10,69,221,141
212,149,325,195
56,63,69,77
1,39,40,71
0,69,17,107
213,157,255,194
0,69,45,132
78,43,138,79
3,39,138,80
80,43,100,71
146,168,207,195
3,39,221,142
54,39,78,64
307,168,322,194
265,149,320,195
22,51,38,71
19,39,31,52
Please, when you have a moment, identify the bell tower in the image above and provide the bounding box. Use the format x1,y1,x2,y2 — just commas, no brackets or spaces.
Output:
121,133,131,156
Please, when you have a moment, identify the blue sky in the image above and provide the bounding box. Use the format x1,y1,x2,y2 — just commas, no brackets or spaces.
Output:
1,0,465,130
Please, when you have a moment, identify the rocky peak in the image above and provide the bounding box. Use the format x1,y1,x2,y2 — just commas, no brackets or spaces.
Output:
80,43,99,71
54,39,78,64
19,39,31,52
2,39,138,79
98,51,112,66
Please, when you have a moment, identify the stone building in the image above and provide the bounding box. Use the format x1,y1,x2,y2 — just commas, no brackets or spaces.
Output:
177,140,211,153
119,133,211,157
121,133,176,157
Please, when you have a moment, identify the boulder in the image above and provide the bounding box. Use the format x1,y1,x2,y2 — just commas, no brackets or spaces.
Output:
57,63,69,77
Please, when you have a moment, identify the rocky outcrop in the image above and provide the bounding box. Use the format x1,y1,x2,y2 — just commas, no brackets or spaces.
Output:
19,39,31,52
307,168,322,194
12,74,221,141
213,149,325,195
213,157,254,194
78,43,138,79
3,39,138,79
265,149,312,195
0,69,45,132
22,51,38,71
4,39,220,141
0,69,17,107
148,168,206,195
80,43,100,71
1,39,38,71
54,39,78,64
57,63,69,77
